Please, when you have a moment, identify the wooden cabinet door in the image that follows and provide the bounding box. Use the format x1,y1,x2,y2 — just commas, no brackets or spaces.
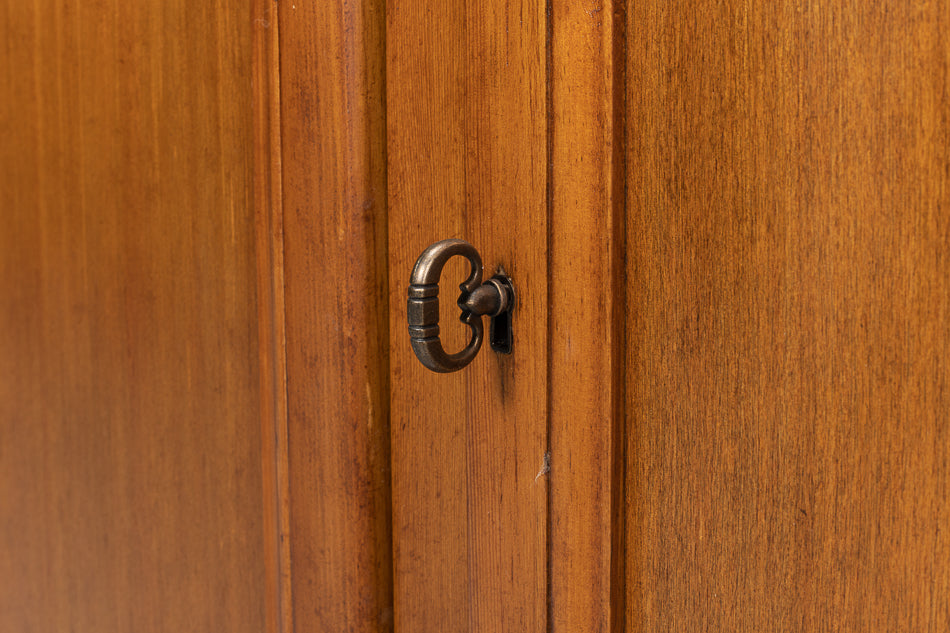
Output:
381,0,950,631
3,0,948,632
386,3,549,631
624,2,950,630
0,1,272,631
384,2,622,631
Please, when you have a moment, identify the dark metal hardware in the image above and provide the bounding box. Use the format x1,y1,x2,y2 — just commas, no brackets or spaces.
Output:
407,239,515,373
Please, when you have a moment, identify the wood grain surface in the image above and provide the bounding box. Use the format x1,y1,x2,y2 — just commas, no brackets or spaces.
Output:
276,1,394,632
0,1,266,631
548,2,627,633
625,2,950,630
252,0,290,631
387,1,549,630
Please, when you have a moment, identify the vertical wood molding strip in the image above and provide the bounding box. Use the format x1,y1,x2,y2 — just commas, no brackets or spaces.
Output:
548,2,627,632
277,1,394,632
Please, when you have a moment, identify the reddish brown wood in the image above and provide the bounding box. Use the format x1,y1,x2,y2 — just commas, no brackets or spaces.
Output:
7,2,949,631
625,2,950,631
277,1,393,632
387,1,549,630
0,1,267,630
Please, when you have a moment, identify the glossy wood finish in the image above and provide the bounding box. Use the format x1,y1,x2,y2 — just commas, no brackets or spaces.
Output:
0,1,266,631
548,2,626,633
387,1,548,630
277,1,393,632
625,2,950,630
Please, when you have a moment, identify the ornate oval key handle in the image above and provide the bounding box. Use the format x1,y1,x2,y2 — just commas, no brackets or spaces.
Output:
408,239,514,373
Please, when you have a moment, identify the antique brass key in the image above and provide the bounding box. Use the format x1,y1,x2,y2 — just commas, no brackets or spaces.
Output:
407,239,514,373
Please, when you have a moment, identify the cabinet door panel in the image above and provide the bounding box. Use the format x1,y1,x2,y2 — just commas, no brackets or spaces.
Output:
0,2,267,631
626,2,950,630
387,2,548,630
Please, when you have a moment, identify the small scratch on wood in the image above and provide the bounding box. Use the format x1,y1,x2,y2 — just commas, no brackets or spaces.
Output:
534,451,551,483
366,382,374,429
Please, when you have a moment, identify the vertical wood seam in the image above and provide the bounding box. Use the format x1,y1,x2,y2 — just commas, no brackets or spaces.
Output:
544,1,555,632
609,5,628,633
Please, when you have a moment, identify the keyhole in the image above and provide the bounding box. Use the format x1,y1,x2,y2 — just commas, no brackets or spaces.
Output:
488,271,514,355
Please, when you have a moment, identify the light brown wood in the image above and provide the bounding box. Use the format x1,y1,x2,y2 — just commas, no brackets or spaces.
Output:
387,1,548,630
277,1,394,632
0,1,266,631
548,2,627,633
625,1,950,631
